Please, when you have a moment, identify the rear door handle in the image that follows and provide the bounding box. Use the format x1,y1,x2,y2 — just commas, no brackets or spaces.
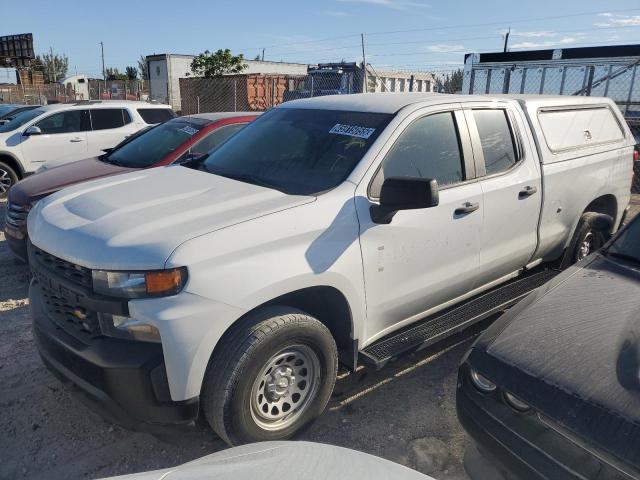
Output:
455,202,480,215
519,185,538,198
70,137,84,143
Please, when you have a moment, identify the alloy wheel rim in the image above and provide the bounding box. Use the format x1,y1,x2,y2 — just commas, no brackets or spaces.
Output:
249,344,321,431
0,169,11,194
577,231,594,260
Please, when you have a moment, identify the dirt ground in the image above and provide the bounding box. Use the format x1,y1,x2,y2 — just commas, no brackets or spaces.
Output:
0,199,473,480
3,196,638,480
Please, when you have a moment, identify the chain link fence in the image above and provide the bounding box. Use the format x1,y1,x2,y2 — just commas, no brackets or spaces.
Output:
178,68,453,115
0,79,149,105
464,61,640,192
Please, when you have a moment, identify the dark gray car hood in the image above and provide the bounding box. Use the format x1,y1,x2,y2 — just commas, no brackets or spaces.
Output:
471,255,640,471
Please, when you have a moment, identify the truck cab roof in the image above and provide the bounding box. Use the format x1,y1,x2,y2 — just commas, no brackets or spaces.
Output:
278,92,624,114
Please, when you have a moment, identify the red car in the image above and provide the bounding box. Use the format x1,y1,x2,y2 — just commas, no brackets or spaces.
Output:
4,112,259,261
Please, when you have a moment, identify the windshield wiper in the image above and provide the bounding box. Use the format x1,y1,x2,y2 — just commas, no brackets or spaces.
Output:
604,250,640,265
217,172,283,192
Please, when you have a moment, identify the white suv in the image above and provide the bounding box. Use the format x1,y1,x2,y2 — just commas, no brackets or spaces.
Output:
0,100,175,197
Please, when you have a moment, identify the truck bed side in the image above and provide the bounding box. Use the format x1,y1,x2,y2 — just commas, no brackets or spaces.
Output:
516,96,634,262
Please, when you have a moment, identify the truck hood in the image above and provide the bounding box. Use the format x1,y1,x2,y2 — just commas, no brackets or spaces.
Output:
28,166,314,270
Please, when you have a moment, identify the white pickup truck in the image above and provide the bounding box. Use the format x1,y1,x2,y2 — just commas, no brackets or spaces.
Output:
27,93,635,445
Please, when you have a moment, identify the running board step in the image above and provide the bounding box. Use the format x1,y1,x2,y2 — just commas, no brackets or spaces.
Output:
360,269,558,369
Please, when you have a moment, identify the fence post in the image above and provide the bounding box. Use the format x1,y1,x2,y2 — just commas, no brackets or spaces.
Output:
197,96,200,114
310,75,314,97
585,66,595,97
409,75,414,92
271,78,275,107
625,65,637,117
234,79,237,112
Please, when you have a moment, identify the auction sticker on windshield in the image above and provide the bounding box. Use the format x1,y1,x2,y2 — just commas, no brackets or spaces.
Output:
329,123,376,139
179,125,199,136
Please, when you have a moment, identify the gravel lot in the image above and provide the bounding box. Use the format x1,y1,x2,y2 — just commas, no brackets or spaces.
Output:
0,200,474,480
2,196,638,480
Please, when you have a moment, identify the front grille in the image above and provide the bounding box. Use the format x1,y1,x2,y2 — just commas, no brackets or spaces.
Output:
40,283,102,342
32,246,93,289
5,201,30,229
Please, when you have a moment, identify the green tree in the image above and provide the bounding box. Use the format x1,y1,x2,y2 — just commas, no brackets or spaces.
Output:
190,49,247,78
33,53,69,83
436,68,464,94
138,55,148,80
125,66,138,80
105,67,128,81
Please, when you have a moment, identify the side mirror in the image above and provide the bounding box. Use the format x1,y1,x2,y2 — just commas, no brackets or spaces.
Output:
102,147,114,154
589,214,614,233
175,151,207,166
589,213,615,246
370,177,439,224
0,119,8,125
24,125,42,136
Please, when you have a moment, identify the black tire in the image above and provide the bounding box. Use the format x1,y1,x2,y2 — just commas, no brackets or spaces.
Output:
0,161,18,199
201,306,338,446
565,212,603,265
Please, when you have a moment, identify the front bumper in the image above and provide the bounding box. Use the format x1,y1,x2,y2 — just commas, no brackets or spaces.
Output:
457,363,636,480
30,279,199,431
4,226,28,261
4,200,29,261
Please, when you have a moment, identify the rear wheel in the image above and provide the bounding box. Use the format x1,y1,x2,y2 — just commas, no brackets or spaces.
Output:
0,161,18,199
201,306,338,446
567,212,604,264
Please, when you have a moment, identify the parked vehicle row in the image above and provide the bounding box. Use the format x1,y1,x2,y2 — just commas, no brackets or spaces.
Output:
4,111,259,260
21,92,635,448
0,100,175,197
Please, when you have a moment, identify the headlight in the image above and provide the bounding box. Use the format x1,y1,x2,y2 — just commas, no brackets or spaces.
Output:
469,368,497,393
504,392,531,412
92,267,187,298
99,313,161,343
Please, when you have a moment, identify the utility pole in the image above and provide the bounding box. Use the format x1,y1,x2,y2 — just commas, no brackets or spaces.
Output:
100,41,106,80
503,27,511,53
49,46,55,83
261,48,265,61
361,33,368,93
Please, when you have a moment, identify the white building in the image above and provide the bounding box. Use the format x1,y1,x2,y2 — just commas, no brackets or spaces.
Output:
368,68,437,93
146,53,308,111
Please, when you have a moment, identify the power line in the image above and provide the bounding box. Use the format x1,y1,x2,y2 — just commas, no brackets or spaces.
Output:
235,7,640,53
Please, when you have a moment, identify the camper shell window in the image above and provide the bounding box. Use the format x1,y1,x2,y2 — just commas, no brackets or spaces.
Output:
538,105,624,152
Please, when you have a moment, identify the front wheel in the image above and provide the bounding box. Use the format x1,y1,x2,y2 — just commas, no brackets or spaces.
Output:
201,307,338,446
0,161,18,199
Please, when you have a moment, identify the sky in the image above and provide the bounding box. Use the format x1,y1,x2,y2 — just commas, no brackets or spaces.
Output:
2,0,640,83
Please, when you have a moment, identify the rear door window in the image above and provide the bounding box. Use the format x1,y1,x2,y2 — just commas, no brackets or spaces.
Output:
473,109,518,175
90,109,128,130
137,108,176,124
538,106,624,151
191,123,247,155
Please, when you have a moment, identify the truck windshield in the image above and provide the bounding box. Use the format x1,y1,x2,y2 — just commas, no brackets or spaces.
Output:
104,117,207,168
0,107,46,133
606,217,640,265
202,108,392,195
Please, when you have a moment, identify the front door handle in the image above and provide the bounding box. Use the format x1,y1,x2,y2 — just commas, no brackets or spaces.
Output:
519,185,538,198
455,202,480,215
70,137,84,143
